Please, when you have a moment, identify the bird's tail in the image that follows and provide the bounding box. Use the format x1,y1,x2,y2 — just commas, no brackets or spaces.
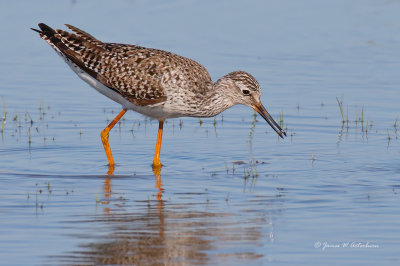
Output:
31,23,106,78
31,23,65,54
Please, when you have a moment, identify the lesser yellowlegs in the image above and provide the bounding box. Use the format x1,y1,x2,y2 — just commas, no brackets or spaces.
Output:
32,23,286,168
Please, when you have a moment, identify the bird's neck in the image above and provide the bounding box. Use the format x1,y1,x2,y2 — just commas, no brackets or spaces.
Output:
195,77,237,117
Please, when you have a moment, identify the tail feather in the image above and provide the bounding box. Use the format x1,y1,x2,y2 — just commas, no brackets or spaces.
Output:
31,23,68,54
65,24,99,42
30,23,56,35
38,23,56,36
30,27,41,34
31,23,109,90
65,24,105,50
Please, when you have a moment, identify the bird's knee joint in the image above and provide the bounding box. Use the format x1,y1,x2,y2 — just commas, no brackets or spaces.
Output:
100,130,109,140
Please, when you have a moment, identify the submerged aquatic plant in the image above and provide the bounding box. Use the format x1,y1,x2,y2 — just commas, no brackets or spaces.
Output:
279,111,284,128
1,98,6,134
243,161,259,180
336,97,345,124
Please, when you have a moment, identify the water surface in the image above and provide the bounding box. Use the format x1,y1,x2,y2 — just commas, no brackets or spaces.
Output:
1,0,400,265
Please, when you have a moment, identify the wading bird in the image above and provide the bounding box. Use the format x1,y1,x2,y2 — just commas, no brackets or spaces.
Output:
32,23,286,169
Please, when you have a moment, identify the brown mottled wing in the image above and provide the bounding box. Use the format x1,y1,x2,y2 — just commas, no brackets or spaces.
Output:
100,43,213,96
99,46,169,103
33,23,167,106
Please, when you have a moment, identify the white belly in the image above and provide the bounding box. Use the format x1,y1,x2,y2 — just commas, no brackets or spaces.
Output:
61,55,135,108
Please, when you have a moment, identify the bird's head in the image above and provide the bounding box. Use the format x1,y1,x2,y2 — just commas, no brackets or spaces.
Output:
222,71,286,138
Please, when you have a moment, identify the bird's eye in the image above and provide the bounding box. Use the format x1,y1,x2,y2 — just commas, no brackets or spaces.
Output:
242,89,250,95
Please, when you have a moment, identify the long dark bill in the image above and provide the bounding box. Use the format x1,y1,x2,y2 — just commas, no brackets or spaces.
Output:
253,102,286,139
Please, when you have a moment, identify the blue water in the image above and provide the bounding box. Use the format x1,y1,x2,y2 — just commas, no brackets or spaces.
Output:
1,0,400,265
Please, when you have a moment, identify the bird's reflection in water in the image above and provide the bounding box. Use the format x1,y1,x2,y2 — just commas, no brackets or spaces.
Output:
103,165,164,214
60,166,268,265
153,166,164,203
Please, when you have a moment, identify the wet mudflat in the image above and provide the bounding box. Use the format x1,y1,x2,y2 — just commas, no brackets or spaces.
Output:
1,1,400,265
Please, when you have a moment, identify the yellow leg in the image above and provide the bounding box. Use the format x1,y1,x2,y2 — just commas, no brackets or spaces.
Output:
107,164,115,175
153,120,164,168
100,109,127,166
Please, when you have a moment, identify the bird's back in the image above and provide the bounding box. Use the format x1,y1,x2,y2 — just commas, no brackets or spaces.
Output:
34,23,212,107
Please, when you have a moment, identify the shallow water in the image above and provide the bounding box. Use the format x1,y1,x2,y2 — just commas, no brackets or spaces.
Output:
1,0,400,265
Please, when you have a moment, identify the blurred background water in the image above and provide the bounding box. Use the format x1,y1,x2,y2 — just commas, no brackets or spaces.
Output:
0,0,399,265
